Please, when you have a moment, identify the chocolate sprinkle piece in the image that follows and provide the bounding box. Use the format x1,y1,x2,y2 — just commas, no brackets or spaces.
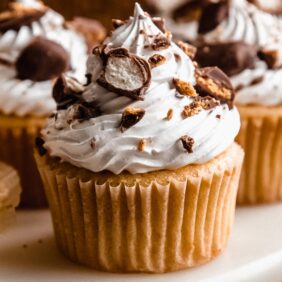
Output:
173,78,198,97
16,37,70,82
35,137,47,156
258,48,281,69
53,75,84,110
195,67,235,108
0,3,47,32
177,41,197,60
120,107,145,132
180,135,195,153
166,108,174,120
138,139,146,152
151,34,171,51
196,41,257,76
97,47,151,100
182,96,219,118
148,54,166,68
199,0,231,34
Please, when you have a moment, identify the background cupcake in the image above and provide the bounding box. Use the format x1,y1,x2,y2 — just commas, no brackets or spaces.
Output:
166,0,282,204
0,0,106,207
35,4,243,273
0,162,21,231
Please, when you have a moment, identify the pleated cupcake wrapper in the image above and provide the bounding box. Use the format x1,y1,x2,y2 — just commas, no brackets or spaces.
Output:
236,106,282,205
0,162,21,231
0,115,47,208
35,143,243,273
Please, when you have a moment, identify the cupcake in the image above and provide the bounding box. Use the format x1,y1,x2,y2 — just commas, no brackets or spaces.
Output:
0,0,106,207
35,3,243,273
168,0,282,205
0,162,21,231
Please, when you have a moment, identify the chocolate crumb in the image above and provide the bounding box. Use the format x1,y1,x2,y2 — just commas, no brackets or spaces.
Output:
90,137,96,150
250,76,264,85
148,54,166,68
138,139,146,151
216,114,221,119
35,137,47,156
174,53,181,62
177,41,197,59
120,107,145,132
151,34,171,51
173,78,198,97
166,108,174,120
180,135,194,153
182,96,219,118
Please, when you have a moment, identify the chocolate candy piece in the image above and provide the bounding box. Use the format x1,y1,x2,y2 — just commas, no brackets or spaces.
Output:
0,2,47,33
97,47,151,100
195,67,235,108
180,135,195,153
173,78,198,97
177,41,197,60
66,103,99,123
196,41,256,76
151,33,171,51
120,107,145,132
148,54,166,68
53,75,84,110
16,37,70,82
199,0,231,34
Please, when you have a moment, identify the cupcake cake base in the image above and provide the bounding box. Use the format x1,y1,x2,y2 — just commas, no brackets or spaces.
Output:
35,142,243,273
236,105,282,205
0,114,47,208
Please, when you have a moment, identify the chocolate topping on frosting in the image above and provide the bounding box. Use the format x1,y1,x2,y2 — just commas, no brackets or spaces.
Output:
195,67,235,107
180,135,194,153
97,47,151,100
196,42,257,76
148,54,166,68
173,78,198,97
120,107,145,132
151,33,171,51
16,36,70,82
0,2,47,32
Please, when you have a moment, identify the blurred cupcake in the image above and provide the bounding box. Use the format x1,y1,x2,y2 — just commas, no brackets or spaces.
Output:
35,3,243,273
0,0,106,207
0,162,21,231
168,0,282,204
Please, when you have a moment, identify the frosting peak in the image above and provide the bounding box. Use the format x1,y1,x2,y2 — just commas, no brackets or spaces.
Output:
42,3,240,174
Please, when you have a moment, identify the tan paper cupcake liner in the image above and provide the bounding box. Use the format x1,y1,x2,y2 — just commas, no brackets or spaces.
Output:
0,162,21,231
0,114,47,208
35,143,243,273
236,105,282,205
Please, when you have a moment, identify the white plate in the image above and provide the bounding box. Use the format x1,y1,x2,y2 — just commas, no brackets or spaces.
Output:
1,205,282,282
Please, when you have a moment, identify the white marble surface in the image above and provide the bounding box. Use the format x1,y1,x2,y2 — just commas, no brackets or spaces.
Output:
1,205,282,282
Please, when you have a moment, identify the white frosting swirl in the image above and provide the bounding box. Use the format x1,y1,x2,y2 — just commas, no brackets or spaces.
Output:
169,0,282,106
0,0,88,117
42,3,240,174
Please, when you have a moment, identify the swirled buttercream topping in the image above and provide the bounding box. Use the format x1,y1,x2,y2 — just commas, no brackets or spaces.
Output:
0,0,89,117
41,3,240,174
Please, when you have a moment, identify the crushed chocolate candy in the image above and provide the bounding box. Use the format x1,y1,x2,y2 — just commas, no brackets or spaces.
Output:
182,96,219,118
112,19,127,29
66,103,98,123
120,107,145,132
35,137,47,156
177,41,197,60
90,137,96,150
151,34,171,51
196,41,257,76
138,139,146,152
166,108,174,120
53,75,85,110
97,47,151,100
152,17,166,33
180,135,195,153
216,114,221,119
68,17,106,49
199,0,231,34
0,2,47,32
16,37,70,82
195,67,235,107
148,54,166,68
173,78,198,97
258,48,282,69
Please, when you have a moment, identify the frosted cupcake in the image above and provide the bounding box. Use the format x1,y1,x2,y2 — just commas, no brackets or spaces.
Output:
0,0,106,207
35,3,243,273
0,162,21,231
168,0,282,205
